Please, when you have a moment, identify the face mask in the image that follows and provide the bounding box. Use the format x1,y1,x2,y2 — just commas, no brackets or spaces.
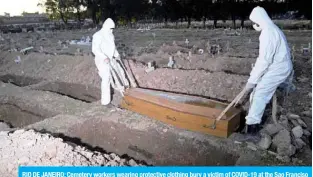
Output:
253,24,262,31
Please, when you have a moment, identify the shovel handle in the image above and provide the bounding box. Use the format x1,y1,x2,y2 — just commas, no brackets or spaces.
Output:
216,89,246,121
121,60,138,88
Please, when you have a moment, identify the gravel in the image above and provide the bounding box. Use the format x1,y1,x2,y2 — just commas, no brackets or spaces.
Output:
303,130,311,136
276,155,291,163
292,126,304,139
0,122,11,131
272,129,291,148
261,124,284,136
287,113,300,120
294,138,306,150
272,129,294,156
257,133,272,150
301,110,312,117
290,119,300,127
277,144,296,157
0,129,145,177
297,119,307,128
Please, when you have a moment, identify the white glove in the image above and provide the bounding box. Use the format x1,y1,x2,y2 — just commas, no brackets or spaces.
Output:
114,55,121,61
234,83,256,106
245,83,256,92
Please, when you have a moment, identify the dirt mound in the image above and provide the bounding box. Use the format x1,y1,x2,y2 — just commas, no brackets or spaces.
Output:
126,60,247,102
0,129,144,177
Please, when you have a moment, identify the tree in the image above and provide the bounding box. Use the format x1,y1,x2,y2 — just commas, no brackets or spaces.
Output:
58,0,75,24
110,0,150,25
72,0,85,23
209,0,227,28
39,0,74,24
86,0,100,25
40,0,59,20
295,0,312,19
178,0,195,28
236,0,253,28
194,0,211,28
38,0,311,29
154,0,170,26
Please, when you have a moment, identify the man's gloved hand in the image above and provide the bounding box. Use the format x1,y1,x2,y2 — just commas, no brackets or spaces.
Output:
234,82,256,106
245,83,256,93
114,55,121,61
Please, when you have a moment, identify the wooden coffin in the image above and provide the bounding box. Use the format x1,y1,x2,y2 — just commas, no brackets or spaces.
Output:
120,88,242,138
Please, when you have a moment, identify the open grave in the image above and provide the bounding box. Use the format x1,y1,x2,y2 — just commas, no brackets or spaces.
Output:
0,74,42,87
0,28,311,174
29,81,101,103
0,104,48,127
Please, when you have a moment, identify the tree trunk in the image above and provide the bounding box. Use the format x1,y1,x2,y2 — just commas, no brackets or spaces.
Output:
240,18,244,28
77,11,81,22
187,16,191,28
232,18,236,29
91,5,97,25
164,15,168,27
128,15,132,28
76,7,81,27
59,11,67,25
213,19,217,28
202,17,206,28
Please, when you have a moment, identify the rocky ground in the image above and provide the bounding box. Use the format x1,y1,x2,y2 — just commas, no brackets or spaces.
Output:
0,28,311,169
0,129,144,177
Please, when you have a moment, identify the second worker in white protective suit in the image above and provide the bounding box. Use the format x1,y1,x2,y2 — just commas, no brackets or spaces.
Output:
239,6,293,142
92,18,129,106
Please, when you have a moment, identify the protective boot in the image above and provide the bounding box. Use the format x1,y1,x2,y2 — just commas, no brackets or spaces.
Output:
94,100,114,109
245,124,260,134
234,124,261,143
104,103,115,109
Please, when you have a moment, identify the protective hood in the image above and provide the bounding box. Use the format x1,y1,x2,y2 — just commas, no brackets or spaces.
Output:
249,6,273,31
101,18,115,33
92,18,117,60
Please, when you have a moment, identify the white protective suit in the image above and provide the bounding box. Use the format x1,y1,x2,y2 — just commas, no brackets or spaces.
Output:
246,7,293,125
92,18,129,105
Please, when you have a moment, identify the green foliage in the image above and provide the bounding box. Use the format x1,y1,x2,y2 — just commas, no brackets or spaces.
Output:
40,0,312,27
41,0,85,23
117,17,127,26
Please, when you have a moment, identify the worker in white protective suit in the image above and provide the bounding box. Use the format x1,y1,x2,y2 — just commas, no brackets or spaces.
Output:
240,6,293,141
92,18,129,106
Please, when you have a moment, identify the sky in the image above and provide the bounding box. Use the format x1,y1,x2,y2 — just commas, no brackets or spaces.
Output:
0,0,45,16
